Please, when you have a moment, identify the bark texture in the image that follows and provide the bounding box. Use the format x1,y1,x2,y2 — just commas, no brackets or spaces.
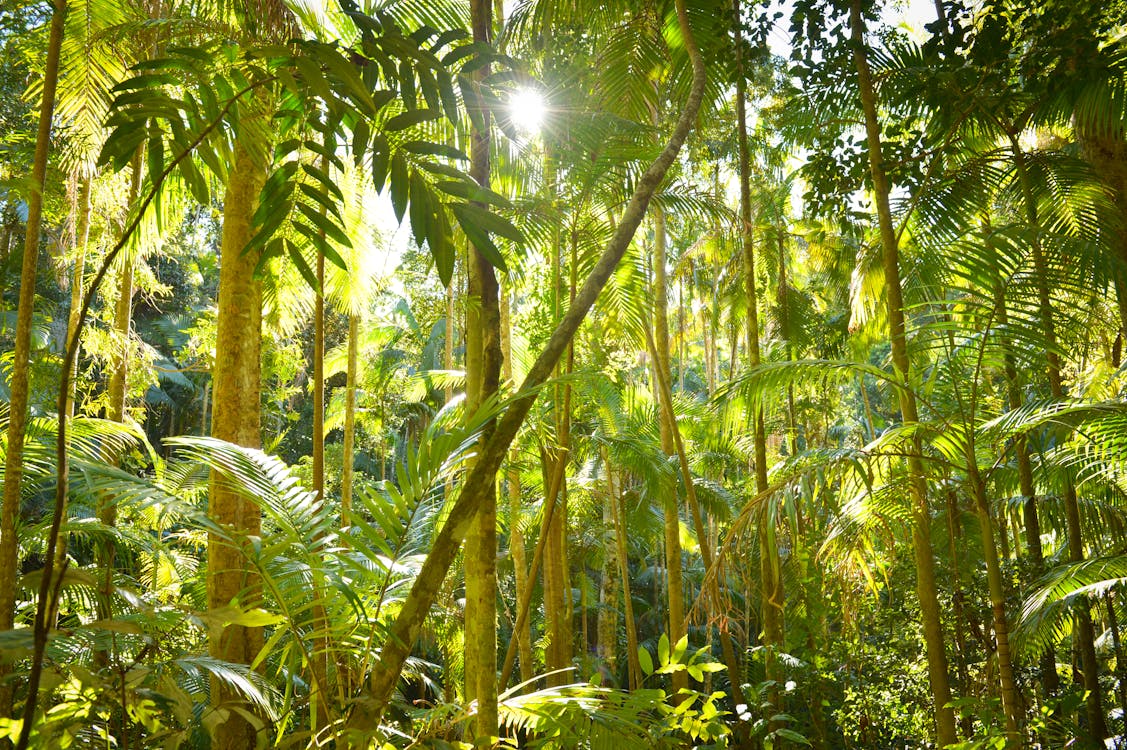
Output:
463,0,502,735
207,143,267,750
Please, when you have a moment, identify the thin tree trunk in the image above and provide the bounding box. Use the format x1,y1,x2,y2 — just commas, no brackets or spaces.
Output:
966,463,1021,741
463,0,502,735
341,313,358,526
498,440,567,689
308,234,333,732
645,327,748,744
610,463,642,690
652,201,688,695
64,175,91,419
501,287,534,687
208,143,267,750
360,0,705,719
998,281,1060,699
849,2,957,743
945,490,974,740
0,0,65,721
597,453,618,676
734,0,782,721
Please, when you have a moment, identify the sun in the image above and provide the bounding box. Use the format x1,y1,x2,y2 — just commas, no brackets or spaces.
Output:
509,88,546,135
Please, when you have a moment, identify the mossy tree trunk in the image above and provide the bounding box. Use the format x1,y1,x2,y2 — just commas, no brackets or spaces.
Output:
207,142,267,750
463,0,502,736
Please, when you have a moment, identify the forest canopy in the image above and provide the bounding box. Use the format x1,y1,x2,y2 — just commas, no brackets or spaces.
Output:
0,0,1126,748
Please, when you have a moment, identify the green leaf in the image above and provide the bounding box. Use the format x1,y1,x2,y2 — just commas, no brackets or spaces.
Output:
402,141,468,160
672,634,688,663
371,133,390,193
451,203,506,271
773,728,811,746
296,201,351,248
299,163,345,203
436,179,510,208
389,152,408,222
298,183,344,222
638,646,654,677
352,119,370,166
658,633,670,666
384,108,439,131
292,220,348,271
179,157,209,205
408,170,431,249
450,201,522,243
287,241,319,290
429,205,454,286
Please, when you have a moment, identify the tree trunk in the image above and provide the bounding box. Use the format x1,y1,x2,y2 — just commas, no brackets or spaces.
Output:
359,0,705,721
966,463,1021,742
501,287,534,687
309,236,332,732
463,0,502,735
646,326,748,744
64,175,91,419
341,313,358,526
0,0,65,719
734,0,783,721
609,462,643,689
848,1,957,743
945,490,974,739
597,454,618,677
998,281,1060,700
541,150,573,687
208,142,267,750
652,201,688,695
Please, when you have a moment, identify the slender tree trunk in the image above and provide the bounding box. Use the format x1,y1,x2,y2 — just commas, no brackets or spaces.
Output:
966,462,1021,742
102,155,141,483
945,490,974,740
597,454,618,676
998,282,1061,699
542,152,573,686
64,175,91,419
360,0,705,719
93,155,142,678
313,253,325,502
501,288,534,687
463,0,502,735
0,0,65,720
1011,134,1108,744
208,143,267,750
652,201,688,695
646,327,748,744
498,440,566,690
734,0,782,720
610,464,642,689
309,237,332,732
848,2,957,743
53,169,103,582
341,313,358,526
